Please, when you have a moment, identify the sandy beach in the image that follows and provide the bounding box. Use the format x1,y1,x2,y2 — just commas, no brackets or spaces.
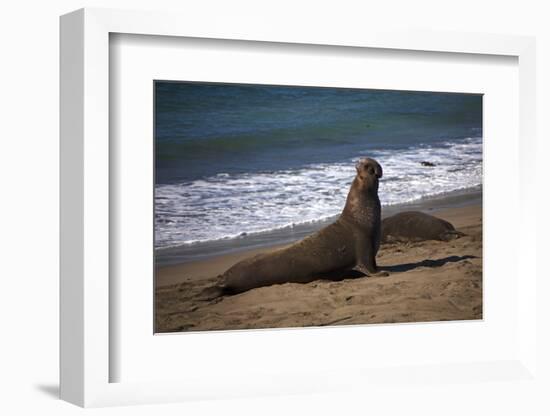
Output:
155,202,482,333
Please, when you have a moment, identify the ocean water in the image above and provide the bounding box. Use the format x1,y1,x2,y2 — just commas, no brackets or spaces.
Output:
155,82,482,250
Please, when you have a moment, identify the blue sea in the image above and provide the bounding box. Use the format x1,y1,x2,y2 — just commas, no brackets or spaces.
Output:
155,82,482,256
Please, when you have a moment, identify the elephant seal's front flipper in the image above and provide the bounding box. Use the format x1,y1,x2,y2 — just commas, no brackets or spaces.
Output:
352,236,389,277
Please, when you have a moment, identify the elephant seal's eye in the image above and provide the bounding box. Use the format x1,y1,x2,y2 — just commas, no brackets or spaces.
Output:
368,166,375,175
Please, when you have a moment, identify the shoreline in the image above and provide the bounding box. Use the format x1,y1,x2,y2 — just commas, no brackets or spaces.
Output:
156,185,481,267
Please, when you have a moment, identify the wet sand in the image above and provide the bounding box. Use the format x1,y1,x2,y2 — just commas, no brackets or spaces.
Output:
155,204,482,333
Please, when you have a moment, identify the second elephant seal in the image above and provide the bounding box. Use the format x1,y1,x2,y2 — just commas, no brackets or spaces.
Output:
381,211,465,243
202,157,388,298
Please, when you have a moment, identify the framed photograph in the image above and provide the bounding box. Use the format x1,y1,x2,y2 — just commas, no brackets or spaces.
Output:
60,8,538,408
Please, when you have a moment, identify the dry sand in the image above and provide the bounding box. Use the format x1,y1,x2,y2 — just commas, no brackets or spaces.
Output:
155,204,482,333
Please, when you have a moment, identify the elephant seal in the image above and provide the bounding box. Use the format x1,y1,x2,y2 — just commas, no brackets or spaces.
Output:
381,211,465,243
201,157,388,298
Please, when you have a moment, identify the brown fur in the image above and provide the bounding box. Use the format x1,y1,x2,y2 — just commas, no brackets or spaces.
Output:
201,158,388,298
381,211,465,243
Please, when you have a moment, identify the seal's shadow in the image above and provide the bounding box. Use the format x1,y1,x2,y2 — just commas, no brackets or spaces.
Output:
382,255,478,273
320,255,478,281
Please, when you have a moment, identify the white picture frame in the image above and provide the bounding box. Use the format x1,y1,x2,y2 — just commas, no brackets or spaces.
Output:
60,8,538,408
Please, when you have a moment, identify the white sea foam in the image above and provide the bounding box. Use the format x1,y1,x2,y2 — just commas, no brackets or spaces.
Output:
155,137,482,248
